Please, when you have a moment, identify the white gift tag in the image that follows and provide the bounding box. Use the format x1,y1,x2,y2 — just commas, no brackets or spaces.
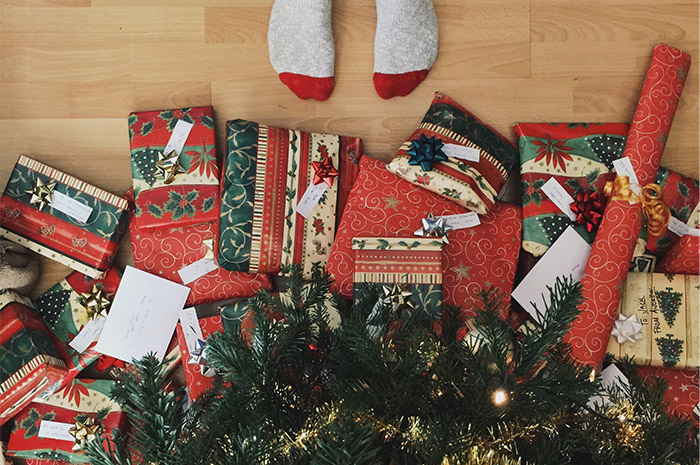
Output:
694,402,700,417
441,212,481,230
612,158,641,198
38,420,74,442
541,178,577,221
51,191,93,223
587,364,630,409
687,227,700,237
179,307,204,353
69,317,106,353
178,258,218,285
163,119,194,156
296,182,328,218
442,144,480,162
667,216,690,237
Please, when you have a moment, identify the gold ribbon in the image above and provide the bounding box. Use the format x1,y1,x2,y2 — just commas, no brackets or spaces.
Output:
604,176,671,237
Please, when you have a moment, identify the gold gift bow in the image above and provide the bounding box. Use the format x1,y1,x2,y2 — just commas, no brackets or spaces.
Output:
603,176,671,237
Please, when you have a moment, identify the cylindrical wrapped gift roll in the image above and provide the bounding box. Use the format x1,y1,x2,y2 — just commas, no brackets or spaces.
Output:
565,44,692,367
657,233,700,275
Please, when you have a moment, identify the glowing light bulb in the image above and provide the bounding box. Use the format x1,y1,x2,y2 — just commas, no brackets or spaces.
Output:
589,368,597,382
618,414,626,422
492,388,508,406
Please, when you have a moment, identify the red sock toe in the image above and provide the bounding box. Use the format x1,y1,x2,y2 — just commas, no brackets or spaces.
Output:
373,69,430,99
279,73,335,102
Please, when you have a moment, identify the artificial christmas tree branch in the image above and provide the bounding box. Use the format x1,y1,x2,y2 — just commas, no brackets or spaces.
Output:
86,265,698,465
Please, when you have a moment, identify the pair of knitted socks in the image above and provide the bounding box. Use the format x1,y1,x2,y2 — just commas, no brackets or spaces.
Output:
268,0,438,101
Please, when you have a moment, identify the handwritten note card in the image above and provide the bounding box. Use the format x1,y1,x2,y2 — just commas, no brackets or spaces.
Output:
95,266,190,362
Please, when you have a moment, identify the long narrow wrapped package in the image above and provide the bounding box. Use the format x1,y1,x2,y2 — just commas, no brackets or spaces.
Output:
0,156,129,280
565,44,692,367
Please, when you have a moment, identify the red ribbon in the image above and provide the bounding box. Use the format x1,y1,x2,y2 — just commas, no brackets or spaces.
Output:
311,156,339,187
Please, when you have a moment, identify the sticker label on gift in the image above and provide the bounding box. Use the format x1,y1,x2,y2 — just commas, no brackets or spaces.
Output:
612,158,641,197
442,144,480,162
179,307,204,353
541,178,576,221
296,182,328,218
163,119,194,156
51,191,93,223
178,258,218,285
441,212,481,230
38,420,74,442
69,317,106,353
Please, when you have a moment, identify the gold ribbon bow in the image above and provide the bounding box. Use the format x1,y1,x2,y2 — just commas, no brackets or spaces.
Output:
604,176,671,237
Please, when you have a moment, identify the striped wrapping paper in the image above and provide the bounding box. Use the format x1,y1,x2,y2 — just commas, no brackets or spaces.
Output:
352,237,443,319
0,290,68,425
216,119,362,279
0,155,129,279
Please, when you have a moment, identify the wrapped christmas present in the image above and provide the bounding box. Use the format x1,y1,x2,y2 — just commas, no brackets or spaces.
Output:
129,106,220,230
327,156,521,316
34,268,121,382
656,200,700,275
0,290,69,425
216,119,363,278
352,237,443,320
631,167,700,272
514,122,628,257
565,44,692,367
176,310,223,400
7,379,128,463
130,220,272,306
636,366,699,421
387,92,518,214
607,273,698,368
0,156,129,280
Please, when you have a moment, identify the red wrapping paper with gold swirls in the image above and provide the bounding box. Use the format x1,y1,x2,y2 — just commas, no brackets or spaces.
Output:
565,44,692,367
326,156,521,316
657,233,700,275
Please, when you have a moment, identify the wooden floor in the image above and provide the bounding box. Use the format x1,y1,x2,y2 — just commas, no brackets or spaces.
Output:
0,0,698,297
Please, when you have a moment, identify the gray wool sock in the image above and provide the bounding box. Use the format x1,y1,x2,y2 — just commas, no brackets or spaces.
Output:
374,0,438,75
268,0,335,78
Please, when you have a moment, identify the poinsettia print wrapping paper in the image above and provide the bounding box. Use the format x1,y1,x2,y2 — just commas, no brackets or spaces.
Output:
34,269,121,381
515,123,628,257
129,106,220,230
0,156,129,280
7,379,127,464
130,220,271,306
0,290,68,426
176,315,223,400
565,44,692,368
387,92,519,215
217,119,362,279
327,156,521,315
606,273,698,369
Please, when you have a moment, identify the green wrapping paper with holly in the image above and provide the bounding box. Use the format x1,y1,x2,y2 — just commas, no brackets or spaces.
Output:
0,290,69,426
630,167,700,272
129,106,220,230
34,268,121,381
0,156,129,280
7,379,128,464
514,123,700,272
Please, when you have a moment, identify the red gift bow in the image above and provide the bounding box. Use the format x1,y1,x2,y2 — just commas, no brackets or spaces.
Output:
312,156,339,187
570,191,604,233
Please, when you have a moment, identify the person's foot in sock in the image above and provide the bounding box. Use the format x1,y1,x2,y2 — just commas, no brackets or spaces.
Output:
268,0,335,101
373,0,438,99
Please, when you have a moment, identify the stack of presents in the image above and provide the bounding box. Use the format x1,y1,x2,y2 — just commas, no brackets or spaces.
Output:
0,44,697,461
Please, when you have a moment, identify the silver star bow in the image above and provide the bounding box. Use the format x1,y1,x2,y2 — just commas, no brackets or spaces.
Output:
188,339,216,377
414,214,453,244
611,314,643,344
